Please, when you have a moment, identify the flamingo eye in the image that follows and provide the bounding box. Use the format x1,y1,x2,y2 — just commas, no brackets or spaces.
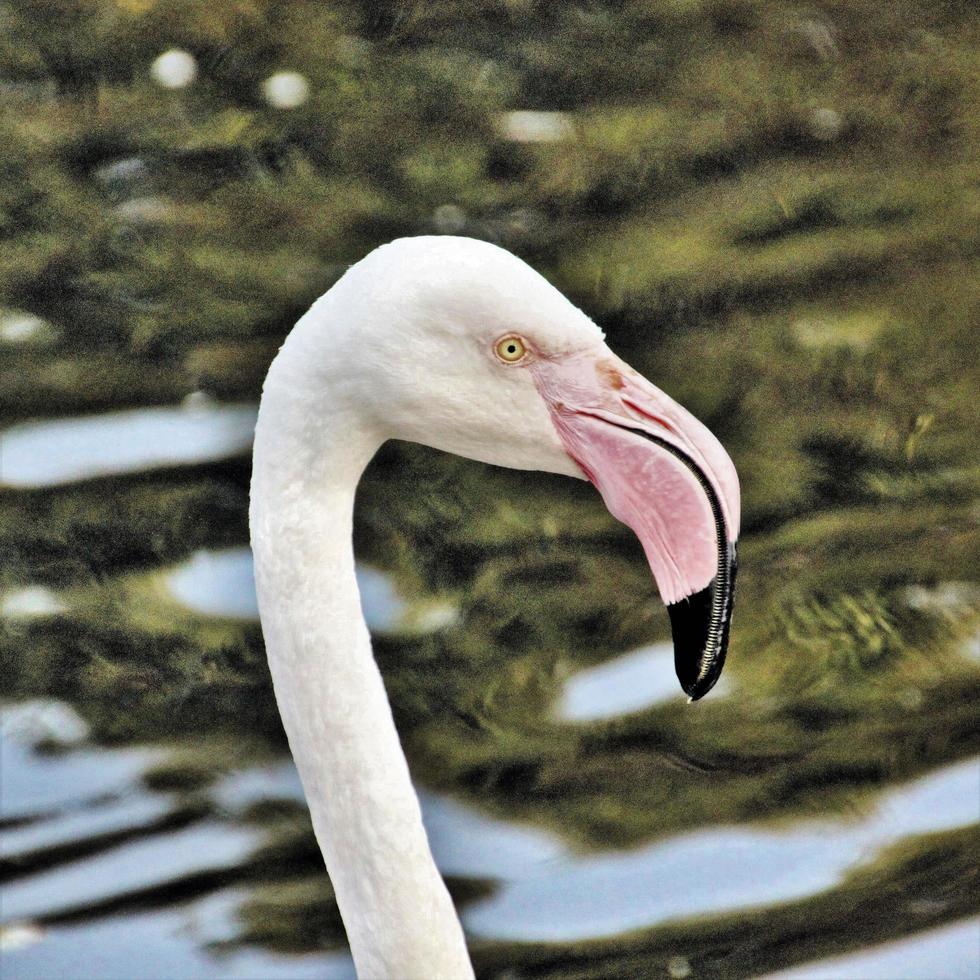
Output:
495,335,527,363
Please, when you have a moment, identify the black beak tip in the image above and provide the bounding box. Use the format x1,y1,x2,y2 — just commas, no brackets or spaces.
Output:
684,666,723,702
668,550,737,702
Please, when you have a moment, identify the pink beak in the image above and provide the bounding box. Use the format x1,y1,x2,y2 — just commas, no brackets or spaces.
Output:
531,350,740,700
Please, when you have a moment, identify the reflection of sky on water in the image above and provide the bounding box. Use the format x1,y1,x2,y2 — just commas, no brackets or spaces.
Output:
0,713,355,979
209,760,566,882
166,548,262,619
762,916,980,980
0,404,257,488
1,793,173,860
2,703,978,969
0,732,160,822
197,749,980,944
3,820,259,924
1,898,356,980
164,547,408,633
0,586,67,618
2,404,976,969
462,757,980,941
557,641,732,721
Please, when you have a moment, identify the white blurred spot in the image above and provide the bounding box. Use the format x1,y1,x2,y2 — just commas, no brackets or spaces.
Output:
262,71,310,109
904,581,980,614
93,156,149,190
810,107,843,141
112,196,172,225
0,922,44,952
791,17,839,60
433,204,467,234
499,111,574,143
404,599,461,634
668,956,693,980
0,699,89,746
962,628,980,663
150,49,197,90
0,311,49,344
1,587,67,620
181,389,216,411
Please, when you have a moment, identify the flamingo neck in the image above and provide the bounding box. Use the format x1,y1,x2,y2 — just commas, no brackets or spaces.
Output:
249,323,474,979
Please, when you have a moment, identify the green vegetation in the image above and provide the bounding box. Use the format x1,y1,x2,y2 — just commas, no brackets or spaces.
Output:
1,0,977,974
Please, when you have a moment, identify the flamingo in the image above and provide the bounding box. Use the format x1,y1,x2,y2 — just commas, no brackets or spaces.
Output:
249,236,740,979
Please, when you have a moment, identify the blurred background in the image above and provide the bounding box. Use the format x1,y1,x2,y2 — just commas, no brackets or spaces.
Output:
1,2,978,978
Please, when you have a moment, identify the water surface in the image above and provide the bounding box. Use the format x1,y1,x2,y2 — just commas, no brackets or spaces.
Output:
0,403,257,488
0,704,355,979
463,757,980,941
1,897,356,980
762,916,980,980
557,641,732,722
165,546,456,635
4,694,977,969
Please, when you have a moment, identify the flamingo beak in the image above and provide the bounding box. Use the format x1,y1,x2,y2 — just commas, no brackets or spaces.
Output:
531,350,740,700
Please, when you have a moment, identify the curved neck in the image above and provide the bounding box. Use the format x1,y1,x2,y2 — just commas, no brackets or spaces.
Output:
249,326,474,979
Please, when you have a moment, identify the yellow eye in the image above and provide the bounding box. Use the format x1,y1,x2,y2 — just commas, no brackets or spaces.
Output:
495,335,527,363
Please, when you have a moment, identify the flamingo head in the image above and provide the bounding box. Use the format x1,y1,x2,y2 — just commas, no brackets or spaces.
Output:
331,236,740,700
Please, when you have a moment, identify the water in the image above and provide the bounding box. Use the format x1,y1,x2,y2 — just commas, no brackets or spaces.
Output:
196,746,980,947
0,403,257,488
499,110,574,142
1,587,67,619
462,757,980,941
165,546,457,635
209,761,565,882
3,402,977,974
420,791,565,881
3,820,258,923
0,706,355,979
763,916,980,980
165,548,263,620
4,690,977,972
0,309,55,345
0,733,160,823
557,641,732,721
0,899,356,980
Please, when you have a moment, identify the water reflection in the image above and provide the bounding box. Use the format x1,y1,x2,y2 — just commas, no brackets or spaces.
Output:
0,704,355,979
0,309,55,345
208,750,979,945
165,547,457,635
763,916,980,980
557,641,732,722
0,404,257,488
498,110,574,143
0,729,159,823
1,587,67,619
165,548,262,620
210,760,565,882
462,757,980,941
1,899,356,980
4,693,978,969
3,820,258,924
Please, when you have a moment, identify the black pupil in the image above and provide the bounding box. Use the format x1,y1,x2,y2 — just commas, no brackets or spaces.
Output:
507,344,516,353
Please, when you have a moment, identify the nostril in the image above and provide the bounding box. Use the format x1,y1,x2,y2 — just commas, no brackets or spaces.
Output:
622,396,678,435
